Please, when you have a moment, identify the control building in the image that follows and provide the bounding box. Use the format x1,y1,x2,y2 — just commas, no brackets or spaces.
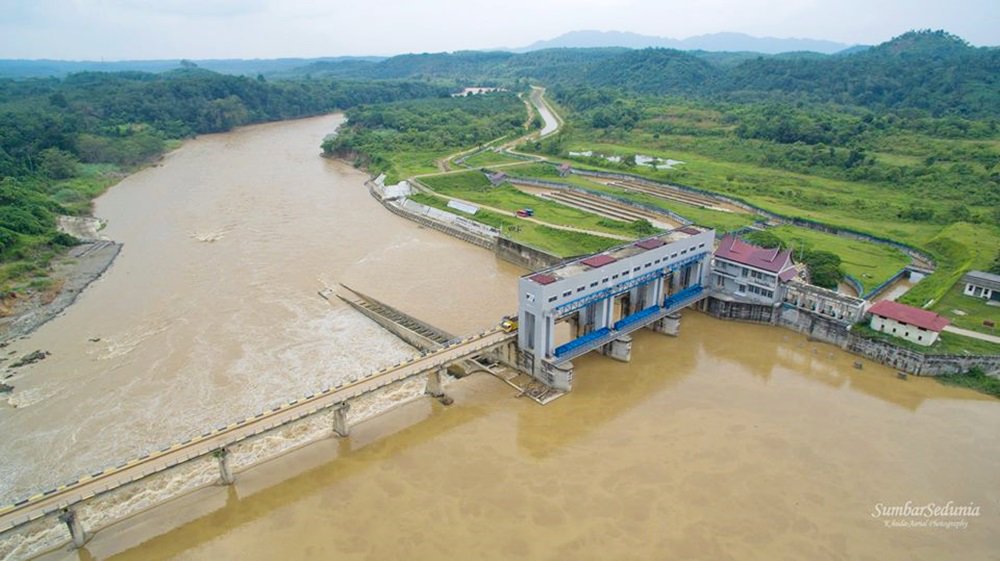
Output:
517,226,715,390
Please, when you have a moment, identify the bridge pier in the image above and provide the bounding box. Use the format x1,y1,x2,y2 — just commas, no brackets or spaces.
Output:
602,336,632,362
647,313,681,336
425,368,446,398
214,447,235,485
332,403,350,438
58,508,87,549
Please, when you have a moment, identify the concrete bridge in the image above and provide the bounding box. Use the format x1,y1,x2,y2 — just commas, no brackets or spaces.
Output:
0,317,516,553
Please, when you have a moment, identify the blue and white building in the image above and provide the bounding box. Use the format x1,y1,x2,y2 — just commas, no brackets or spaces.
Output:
517,226,715,390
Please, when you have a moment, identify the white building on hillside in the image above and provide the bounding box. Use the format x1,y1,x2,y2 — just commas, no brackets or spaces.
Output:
867,300,949,347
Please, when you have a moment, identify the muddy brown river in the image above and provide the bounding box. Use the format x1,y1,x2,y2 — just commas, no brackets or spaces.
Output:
3,116,998,560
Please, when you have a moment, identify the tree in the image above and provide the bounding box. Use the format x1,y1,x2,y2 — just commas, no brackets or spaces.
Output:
743,230,785,249
37,148,79,180
989,250,1000,275
801,249,844,289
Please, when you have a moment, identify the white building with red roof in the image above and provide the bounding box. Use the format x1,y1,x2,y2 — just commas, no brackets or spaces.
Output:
710,235,799,307
867,300,949,346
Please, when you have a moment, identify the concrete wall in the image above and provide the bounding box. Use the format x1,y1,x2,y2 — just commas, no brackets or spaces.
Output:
704,298,1000,376
495,236,563,271
845,336,1000,376
703,297,776,324
775,305,851,347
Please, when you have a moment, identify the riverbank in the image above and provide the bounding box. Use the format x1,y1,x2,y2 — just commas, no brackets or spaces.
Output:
0,216,121,347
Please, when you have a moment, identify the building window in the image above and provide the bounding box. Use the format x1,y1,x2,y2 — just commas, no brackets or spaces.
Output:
612,274,619,280
590,282,598,288
562,291,571,297
577,287,585,293
671,253,678,258
548,296,557,302
633,267,640,272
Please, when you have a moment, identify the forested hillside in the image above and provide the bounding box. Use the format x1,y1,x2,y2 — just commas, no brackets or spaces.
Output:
291,31,999,118
322,92,530,182
0,70,449,293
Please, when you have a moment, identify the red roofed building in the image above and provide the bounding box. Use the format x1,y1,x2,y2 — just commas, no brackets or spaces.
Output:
867,300,949,346
711,235,799,306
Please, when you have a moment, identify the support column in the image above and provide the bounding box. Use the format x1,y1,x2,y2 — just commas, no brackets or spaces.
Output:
58,509,86,549
648,313,682,336
425,368,445,398
332,403,350,438
602,335,632,362
214,447,235,485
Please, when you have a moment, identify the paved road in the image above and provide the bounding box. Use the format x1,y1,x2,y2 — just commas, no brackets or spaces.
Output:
0,328,515,532
529,87,561,137
943,325,1000,344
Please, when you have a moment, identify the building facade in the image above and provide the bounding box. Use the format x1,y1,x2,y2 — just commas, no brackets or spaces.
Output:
518,227,715,390
867,300,949,347
962,270,1000,302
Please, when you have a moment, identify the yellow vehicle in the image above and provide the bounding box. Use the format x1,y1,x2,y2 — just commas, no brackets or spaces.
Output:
500,316,518,333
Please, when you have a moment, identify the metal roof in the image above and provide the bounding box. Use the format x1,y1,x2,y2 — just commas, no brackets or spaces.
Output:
581,254,618,268
868,300,949,332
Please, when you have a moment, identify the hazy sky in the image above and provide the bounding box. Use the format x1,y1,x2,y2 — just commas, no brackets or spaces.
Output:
1,0,997,60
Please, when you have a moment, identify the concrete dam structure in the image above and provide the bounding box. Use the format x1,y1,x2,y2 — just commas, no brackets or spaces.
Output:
517,226,715,390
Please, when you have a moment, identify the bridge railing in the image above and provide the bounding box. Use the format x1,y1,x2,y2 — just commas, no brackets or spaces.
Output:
614,305,661,331
664,284,703,309
554,327,612,358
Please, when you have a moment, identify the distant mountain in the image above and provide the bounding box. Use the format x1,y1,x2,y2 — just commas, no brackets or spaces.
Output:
0,56,385,79
515,30,853,55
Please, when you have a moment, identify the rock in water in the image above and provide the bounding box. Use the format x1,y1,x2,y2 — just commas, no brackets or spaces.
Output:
10,350,50,368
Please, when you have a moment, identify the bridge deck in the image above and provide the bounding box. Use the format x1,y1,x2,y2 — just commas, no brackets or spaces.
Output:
0,328,515,532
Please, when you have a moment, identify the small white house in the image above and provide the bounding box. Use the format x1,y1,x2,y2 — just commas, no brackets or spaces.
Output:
962,270,1000,302
868,300,949,347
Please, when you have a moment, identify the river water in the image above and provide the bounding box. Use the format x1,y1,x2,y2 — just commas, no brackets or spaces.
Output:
0,115,520,504
4,116,999,560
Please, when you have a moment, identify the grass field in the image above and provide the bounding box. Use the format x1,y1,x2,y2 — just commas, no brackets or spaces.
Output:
418,172,653,238
461,150,526,168
767,226,911,293
551,137,1000,307
932,282,1000,335
409,193,618,257
501,162,757,232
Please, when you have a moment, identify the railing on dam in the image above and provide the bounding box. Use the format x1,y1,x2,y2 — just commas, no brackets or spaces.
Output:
614,305,661,331
550,284,706,362
554,327,612,358
664,284,703,309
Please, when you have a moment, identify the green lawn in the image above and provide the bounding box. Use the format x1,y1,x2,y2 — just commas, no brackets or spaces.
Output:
409,193,618,257
501,162,756,232
932,282,1000,335
461,150,526,168
547,137,1000,309
382,150,446,183
768,225,911,294
418,172,652,238
936,369,1000,399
